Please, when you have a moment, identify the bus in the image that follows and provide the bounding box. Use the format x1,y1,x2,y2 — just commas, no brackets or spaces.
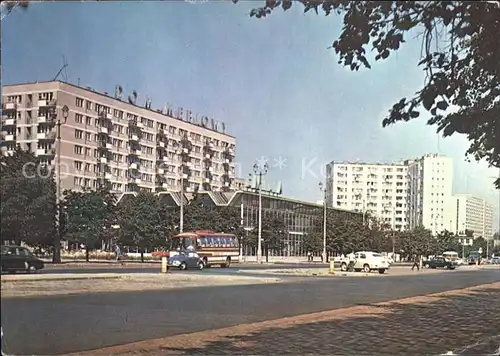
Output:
442,251,459,263
169,230,239,268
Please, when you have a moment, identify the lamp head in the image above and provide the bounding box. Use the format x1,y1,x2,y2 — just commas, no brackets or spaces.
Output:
62,105,69,123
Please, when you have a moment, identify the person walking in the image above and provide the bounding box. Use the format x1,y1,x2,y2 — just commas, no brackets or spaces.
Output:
114,245,123,265
411,254,420,271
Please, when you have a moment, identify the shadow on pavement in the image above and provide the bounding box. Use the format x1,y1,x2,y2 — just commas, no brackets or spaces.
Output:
161,287,500,356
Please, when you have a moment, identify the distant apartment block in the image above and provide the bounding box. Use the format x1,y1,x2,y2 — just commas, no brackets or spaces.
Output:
453,194,494,240
325,161,408,230
1,81,237,193
406,154,454,235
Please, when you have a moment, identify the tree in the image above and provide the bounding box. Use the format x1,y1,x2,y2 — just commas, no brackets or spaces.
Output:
63,188,115,261
248,215,287,262
471,236,487,254
0,149,56,252
436,230,461,252
115,191,171,262
302,232,323,255
242,1,500,188
399,226,435,259
2,1,29,18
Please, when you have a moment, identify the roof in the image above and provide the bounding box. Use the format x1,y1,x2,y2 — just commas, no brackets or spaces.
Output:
2,80,235,139
115,190,362,216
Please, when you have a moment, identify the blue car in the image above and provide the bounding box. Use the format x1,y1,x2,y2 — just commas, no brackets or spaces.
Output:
167,251,204,270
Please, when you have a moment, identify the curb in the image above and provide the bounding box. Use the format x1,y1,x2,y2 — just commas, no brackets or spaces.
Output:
1,275,123,283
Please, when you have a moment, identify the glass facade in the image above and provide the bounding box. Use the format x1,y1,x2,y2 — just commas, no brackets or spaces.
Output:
116,190,362,257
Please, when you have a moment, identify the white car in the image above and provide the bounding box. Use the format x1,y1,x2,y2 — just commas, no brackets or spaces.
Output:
340,251,390,274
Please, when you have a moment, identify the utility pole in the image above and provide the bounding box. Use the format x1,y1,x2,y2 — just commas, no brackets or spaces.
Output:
254,162,269,264
54,105,69,263
318,182,327,263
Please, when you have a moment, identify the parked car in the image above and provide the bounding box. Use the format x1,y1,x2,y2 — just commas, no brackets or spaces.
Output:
167,250,204,270
489,257,500,265
424,256,458,270
1,245,44,273
340,251,390,274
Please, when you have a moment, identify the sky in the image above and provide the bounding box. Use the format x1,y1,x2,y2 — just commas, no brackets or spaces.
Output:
2,1,499,231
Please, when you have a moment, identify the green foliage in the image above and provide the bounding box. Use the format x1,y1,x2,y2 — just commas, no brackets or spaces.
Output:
182,195,245,238
62,188,115,259
302,232,323,254
243,1,500,188
436,230,462,253
247,215,287,261
115,192,171,257
398,226,436,258
0,149,56,248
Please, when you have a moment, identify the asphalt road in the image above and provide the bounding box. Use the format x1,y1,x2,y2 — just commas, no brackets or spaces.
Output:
2,268,499,355
40,262,332,275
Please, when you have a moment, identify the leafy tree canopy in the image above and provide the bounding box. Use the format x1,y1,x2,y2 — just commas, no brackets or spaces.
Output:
115,191,171,255
0,149,56,248
63,188,115,259
240,0,500,188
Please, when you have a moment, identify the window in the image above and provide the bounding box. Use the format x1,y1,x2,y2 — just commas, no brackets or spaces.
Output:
85,116,92,125
75,129,83,139
75,98,84,107
74,145,83,155
75,114,83,124
74,161,83,170
86,101,92,110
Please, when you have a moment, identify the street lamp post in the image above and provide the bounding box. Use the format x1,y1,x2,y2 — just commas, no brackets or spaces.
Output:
318,182,327,263
54,104,69,263
254,162,269,264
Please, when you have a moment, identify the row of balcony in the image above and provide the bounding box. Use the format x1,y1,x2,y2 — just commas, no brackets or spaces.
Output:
1,132,56,142
2,100,56,112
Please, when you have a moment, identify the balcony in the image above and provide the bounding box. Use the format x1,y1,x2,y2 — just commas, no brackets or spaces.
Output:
129,149,141,156
205,153,212,159
129,134,139,142
36,148,55,156
99,111,113,120
157,168,165,175
182,173,189,179
98,157,108,164
104,173,113,180
2,118,16,126
37,132,56,141
37,115,48,124
4,102,17,111
160,182,168,189
136,122,144,129
129,162,138,170
3,134,15,142
128,178,141,184
98,141,112,150
99,127,109,134
37,99,56,107
157,141,166,148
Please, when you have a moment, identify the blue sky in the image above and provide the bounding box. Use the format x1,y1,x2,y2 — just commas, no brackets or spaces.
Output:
2,1,498,231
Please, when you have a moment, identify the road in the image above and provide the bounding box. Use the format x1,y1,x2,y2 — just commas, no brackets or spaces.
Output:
1,268,499,355
40,262,333,275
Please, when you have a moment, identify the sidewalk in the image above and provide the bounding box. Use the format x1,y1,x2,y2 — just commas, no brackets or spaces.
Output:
74,282,500,356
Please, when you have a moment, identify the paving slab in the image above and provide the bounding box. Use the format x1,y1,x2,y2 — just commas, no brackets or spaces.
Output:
72,282,500,356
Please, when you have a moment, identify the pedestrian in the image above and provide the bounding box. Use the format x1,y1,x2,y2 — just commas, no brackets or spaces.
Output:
114,245,123,265
307,251,313,262
411,255,420,271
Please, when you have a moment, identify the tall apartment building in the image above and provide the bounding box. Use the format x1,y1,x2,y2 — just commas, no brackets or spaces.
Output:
1,81,237,193
453,194,494,240
325,161,408,230
406,154,454,235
